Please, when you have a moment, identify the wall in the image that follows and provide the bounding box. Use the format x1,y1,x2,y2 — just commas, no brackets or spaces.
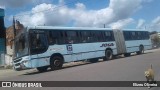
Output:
0,8,5,66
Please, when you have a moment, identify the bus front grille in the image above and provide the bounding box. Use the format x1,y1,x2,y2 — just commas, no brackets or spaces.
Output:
13,58,22,63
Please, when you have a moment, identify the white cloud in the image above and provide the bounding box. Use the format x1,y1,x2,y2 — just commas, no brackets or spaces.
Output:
109,0,142,20
149,16,160,31
0,6,5,9
136,19,146,29
143,0,153,3
152,16,160,24
75,3,86,10
109,18,134,29
0,0,33,8
0,0,52,8
13,0,151,28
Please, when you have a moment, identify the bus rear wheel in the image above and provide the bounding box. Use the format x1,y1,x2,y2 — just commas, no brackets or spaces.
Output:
136,46,144,55
104,50,113,61
37,66,48,72
50,56,63,70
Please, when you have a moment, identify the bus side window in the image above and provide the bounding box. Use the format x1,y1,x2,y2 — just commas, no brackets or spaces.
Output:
52,30,60,44
88,31,94,42
142,31,148,39
101,31,106,42
131,31,136,40
81,31,88,43
124,31,132,40
47,30,59,45
139,32,142,40
58,31,66,44
140,31,144,40
110,31,115,41
145,32,149,39
66,31,76,44
81,31,94,43
88,31,94,43
76,31,81,43
141,32,145,39
136,32,140,40
48,31,54,45
105,31,112,41
78,31,82,43
59,31,63,44
129,32,132,40
74,31,78,43
95,31,102,42
123,31,126,40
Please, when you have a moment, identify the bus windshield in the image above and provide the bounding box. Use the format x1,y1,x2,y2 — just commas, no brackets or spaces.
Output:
14,33,28,58
29,31,48,55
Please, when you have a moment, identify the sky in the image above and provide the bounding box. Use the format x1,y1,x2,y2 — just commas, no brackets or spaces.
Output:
0,0,160,31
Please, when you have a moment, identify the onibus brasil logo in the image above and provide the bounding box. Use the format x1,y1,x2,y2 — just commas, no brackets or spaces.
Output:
2,82,42,87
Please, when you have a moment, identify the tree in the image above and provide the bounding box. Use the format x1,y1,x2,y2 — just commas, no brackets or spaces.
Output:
152,35,160,47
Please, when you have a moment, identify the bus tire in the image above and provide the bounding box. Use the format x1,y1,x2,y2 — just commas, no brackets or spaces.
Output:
136,46,144,55
50,56,63,70
37,66,48,72
104,50,113,61
124,53,131,57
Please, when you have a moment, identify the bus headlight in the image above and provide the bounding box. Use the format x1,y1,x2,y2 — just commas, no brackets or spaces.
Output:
20,61,28,69
20,63,25,69
22,60,28,64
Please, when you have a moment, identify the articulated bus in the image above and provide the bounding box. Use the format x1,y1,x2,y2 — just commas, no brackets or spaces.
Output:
13,26,152,72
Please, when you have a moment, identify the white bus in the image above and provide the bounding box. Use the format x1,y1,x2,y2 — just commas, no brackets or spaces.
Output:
13,26,152,72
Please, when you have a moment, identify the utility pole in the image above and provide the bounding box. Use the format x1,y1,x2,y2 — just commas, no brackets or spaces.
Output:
145,26,146,30
104,24,106,28
12,16,16,58
13,16,16,37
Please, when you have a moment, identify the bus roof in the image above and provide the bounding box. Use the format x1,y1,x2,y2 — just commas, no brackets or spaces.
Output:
26,26,147,31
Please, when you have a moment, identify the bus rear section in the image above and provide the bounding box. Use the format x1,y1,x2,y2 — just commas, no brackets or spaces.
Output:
123,30,152,56
113,29,152,57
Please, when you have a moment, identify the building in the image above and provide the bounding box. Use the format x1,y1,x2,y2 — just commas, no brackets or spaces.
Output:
0,8,5,66
5,21,24,66
0,8,5,53
158,33,160,38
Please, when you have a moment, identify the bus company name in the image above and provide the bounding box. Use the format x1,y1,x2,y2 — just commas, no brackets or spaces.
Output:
100,43,114,47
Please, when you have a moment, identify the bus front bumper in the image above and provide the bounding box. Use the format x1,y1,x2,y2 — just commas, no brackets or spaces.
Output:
14,61,31,71
13,57,32,71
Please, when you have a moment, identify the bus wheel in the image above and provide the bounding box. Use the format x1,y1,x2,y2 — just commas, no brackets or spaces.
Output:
124,53,131,57
50,56,63,70
104,50,113,61
37,66,48,72
137,46,144,55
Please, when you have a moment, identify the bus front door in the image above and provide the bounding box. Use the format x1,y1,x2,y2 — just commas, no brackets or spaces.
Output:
30,32,49,67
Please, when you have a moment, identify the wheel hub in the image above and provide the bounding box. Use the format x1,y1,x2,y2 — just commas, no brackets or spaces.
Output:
107,52,111,57
54,60,61,66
